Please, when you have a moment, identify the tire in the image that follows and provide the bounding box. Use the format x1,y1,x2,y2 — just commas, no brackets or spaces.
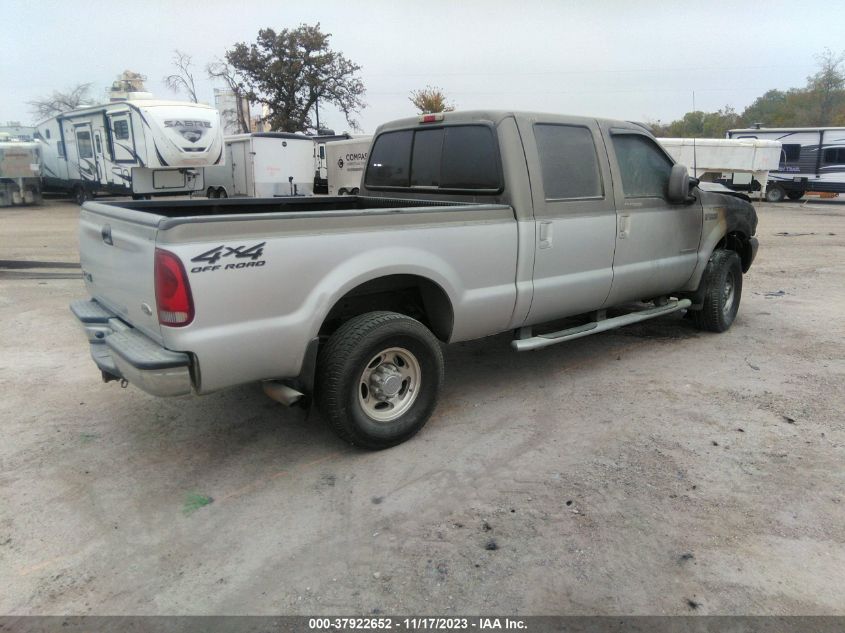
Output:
217,188,228,199
338,188,347,196
786,191,804,201
691,249,743,333
73,184,90,206
765,185,785,203
351,188,360,195
207,187,218,199
315,311,445,449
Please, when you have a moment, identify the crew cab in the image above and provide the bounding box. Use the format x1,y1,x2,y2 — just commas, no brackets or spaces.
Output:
71,110,759,449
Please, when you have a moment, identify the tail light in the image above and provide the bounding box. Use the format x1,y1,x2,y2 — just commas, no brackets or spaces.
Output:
154,248,194,326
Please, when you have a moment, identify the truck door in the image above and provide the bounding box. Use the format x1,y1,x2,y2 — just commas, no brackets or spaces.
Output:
520,119,617,324
74,124,99,186
601,127,701,305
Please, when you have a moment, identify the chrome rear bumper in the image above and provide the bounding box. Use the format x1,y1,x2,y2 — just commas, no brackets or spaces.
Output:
70,299,193,397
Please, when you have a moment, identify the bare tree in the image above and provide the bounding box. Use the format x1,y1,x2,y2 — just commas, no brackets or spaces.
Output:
28,83,94,120
164,49,198,102
409,86,455,114
206,58,251,133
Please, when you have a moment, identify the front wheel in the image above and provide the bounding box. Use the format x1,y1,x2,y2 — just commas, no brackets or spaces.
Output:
691,249,742,333
315,311,445,449
73,184,91,206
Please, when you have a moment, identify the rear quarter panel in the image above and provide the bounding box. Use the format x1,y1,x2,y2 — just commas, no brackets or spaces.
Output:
156,205,518,393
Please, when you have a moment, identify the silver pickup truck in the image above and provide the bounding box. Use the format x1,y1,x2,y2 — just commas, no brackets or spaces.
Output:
72,110,758,449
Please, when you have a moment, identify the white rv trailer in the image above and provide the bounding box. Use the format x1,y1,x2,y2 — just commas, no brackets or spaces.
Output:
312,132,351,193
0,141,42,207
36,97,223,203
203,133,315,198
326,136,372,195
727,126,845,202
658,137,781,201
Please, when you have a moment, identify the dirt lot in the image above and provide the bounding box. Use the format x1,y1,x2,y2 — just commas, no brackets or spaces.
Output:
0,197,843,615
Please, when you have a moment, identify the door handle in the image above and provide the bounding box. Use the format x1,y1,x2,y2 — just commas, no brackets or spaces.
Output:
618,214,630,239
539,221,553,249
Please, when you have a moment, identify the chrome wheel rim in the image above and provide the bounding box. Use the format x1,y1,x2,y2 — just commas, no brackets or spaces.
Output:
358,347,421,423
722,273,736,318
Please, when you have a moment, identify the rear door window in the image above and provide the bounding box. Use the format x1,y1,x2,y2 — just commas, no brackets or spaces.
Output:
76,130,93,159
534,124,603,199
365,124,501,192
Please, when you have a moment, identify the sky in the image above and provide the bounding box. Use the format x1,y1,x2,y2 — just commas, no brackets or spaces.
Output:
3,0,845,134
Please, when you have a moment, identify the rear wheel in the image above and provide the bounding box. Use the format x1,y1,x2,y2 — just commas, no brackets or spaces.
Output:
765,184,785,203
206,187,218,199
351,187,360,195
315,311,445,449
691,249,742,333
217,188,228,199
786,191,804,201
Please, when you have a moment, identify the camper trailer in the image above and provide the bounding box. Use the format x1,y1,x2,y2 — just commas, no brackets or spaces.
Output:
727,126,845,202
36,97,223,203
325,136,372,195
203,133,315,198
658,137,781,201
0,141,42,207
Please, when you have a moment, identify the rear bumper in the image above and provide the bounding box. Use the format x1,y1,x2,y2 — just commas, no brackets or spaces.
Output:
70,299,193,397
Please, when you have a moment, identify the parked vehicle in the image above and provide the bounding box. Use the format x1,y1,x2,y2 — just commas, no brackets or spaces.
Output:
203,133,315,199
326,136,372,195
658,137,781,200
0,141,42,207
36,97,223,204
312,132,351,193
71,110,758,449
727,126,845,202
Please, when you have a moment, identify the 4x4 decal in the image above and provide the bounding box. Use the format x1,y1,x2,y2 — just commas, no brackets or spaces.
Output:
190,242,266,273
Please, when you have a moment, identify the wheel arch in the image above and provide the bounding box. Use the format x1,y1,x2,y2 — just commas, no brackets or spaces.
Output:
318,273,455,343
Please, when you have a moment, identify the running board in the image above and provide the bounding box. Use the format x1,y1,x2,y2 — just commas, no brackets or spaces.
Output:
512,299,692,352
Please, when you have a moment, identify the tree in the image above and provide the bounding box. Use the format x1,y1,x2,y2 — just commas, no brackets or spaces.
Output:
28,83,94,120
207,58,251,133
225,23,365,132
409,86,455,114
164,49,198,103
806,48,845,125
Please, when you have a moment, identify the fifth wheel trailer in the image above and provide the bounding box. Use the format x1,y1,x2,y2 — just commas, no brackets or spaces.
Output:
727,126,845,201
36,97,223,203
203,133,315,198
658,137,781,201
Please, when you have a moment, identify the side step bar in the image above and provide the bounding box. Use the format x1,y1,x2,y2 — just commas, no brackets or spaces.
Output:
512,299,692,352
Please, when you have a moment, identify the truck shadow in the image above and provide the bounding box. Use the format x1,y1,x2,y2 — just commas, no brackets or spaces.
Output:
119,312,701,477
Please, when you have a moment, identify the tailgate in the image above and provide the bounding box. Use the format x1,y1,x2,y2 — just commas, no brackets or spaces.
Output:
79,202,163,344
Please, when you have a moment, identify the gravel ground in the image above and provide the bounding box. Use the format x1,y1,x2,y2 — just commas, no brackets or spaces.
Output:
0,197,843,615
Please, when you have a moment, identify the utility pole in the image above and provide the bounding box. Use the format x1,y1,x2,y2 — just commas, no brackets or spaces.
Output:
315,95,321,133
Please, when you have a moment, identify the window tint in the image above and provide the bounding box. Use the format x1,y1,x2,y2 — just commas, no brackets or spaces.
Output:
782,143,801,162
534,124,602,199
365,125,500,191
440,126,499,189
823,147,845,163
612,134,673,198
58,141,65,158
77,131,93,159
113,119,130,140
94,134,102,154
410,128,443,186
367,130,413,187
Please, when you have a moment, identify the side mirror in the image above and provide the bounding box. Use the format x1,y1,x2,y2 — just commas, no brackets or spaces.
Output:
668,163,692,203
